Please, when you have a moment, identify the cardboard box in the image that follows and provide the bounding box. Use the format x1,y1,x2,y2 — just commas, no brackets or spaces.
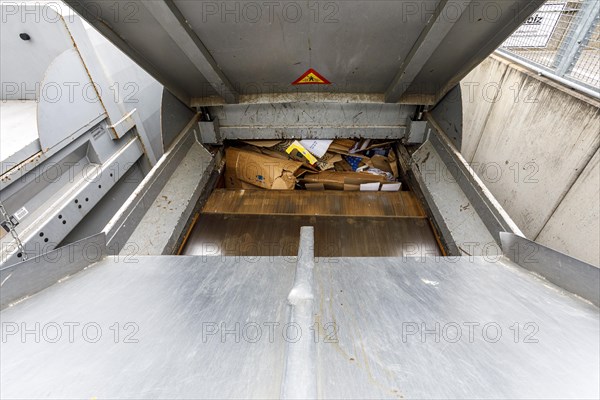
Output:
388,150,399,178
328,139,356,154
370,155,393,173
226,147,303,190
241,140,283,148
301,171,388,191
315,153,342,171
224,165,262,189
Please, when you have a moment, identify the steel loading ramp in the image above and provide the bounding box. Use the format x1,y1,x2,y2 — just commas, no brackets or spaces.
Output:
1,228,598,399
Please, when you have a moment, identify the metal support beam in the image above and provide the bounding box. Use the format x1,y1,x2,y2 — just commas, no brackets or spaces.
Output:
143,0,239,104
496,49,600,98
385,0,471,103
0,138,143,266
212,102,413,140
431,0,546,106
553,0,600,77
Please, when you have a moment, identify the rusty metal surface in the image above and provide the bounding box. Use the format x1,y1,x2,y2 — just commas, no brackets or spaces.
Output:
181,214,440,257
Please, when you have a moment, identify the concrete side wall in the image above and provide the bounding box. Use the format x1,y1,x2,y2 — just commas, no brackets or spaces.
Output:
460,55,600,266
536,150,599,267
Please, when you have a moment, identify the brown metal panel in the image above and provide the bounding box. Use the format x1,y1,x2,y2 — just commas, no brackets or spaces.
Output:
202,190,425,217
181,214,440,257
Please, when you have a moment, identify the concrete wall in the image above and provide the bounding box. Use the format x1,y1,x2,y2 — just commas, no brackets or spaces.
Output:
460,54,600,266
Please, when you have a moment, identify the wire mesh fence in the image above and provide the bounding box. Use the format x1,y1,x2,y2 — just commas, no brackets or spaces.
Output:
497,0,600,95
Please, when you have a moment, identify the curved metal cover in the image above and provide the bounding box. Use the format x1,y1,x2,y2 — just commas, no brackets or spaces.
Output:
65,0,544,105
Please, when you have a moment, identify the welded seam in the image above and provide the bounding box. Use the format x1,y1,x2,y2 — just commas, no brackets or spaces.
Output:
281,226,317,399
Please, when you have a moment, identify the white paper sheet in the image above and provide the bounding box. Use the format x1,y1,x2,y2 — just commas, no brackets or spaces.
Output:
299,139,334,158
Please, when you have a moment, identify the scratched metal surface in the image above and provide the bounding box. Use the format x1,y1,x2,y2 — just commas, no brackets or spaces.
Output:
1,255,598,399
314,257,600,399
0,255,296,399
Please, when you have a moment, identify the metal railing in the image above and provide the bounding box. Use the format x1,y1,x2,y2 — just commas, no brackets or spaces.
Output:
497,0,600,98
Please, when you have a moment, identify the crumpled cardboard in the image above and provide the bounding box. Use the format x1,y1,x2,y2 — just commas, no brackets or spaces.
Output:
224,165,262,189
226,147,303,190
315,152,343,171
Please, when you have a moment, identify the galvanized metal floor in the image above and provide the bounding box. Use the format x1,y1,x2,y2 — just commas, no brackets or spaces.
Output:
1,254,598,399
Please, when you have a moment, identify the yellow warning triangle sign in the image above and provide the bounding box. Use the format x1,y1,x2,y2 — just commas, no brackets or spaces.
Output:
292,68,331,85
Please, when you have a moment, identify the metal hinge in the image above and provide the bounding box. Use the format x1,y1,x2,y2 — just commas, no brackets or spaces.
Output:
0,201,28,261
